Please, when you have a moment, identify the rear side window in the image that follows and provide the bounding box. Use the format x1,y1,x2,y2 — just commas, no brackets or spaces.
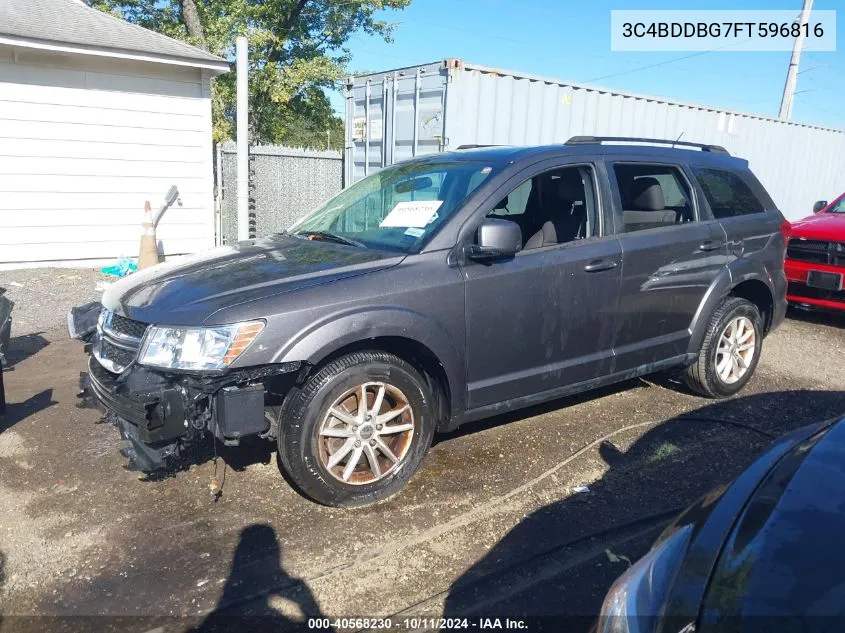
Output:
612,163,695,233
694,168,765,218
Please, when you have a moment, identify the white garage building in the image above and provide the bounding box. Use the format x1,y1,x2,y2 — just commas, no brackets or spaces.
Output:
0,0,229,267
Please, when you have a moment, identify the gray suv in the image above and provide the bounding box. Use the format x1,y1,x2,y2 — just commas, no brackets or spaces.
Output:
77,137,788,507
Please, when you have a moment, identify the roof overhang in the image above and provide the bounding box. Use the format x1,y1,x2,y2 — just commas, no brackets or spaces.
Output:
0,34,230,74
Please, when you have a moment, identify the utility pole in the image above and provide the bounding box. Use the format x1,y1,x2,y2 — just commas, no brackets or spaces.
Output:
779,0,814,120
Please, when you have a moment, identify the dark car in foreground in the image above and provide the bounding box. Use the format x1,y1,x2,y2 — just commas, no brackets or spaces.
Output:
74,136,787,507
596,415,845,633
785,192,845,312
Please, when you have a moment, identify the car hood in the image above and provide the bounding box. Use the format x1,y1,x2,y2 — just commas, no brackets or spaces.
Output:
657,421,835,629
789,212,845,241
101,235,404,325
696,418,845,626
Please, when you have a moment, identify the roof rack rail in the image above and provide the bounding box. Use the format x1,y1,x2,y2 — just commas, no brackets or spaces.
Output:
455,144,503,150
565,136,729,155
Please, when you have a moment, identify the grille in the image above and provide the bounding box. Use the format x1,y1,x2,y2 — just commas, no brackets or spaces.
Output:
787,239,845,266
98,338,138,371
107,312,149,340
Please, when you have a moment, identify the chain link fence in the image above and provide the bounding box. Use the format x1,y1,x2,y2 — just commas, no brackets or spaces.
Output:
217,143,343,245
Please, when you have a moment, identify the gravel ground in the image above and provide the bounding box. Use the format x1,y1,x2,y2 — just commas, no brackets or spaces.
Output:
1,268,112,338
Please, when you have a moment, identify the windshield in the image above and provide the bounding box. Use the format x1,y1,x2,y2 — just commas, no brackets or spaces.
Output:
828,196,845,213
288,160,497,252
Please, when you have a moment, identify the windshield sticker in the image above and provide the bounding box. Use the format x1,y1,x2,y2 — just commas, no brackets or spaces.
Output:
404,227,425,238
380,200,443,228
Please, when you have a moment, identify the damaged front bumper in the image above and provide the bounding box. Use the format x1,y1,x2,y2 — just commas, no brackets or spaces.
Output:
79,353,302,471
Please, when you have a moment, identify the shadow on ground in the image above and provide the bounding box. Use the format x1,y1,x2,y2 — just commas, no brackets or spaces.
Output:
443,389,845,628
4,333,50,367
0,388,57,434
188,524,333,633
786,306,845,328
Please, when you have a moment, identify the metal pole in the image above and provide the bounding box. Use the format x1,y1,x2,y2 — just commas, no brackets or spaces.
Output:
214,142,222,245
412,69,420,156
364,79,371,176
236,36,249,240
779,0,814,120
381,78,388,168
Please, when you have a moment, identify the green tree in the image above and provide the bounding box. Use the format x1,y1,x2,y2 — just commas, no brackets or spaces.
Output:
85,0,409,148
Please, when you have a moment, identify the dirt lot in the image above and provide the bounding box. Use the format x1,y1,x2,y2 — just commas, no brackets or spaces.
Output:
1,279,844,631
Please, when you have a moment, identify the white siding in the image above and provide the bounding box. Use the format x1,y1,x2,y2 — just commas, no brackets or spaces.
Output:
0,45,216,265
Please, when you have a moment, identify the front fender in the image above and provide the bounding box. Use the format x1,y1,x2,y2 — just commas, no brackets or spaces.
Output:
687,259,776,355
273,306,466,416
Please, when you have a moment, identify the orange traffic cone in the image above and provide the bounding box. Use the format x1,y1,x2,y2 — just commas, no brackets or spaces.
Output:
138,200,160,270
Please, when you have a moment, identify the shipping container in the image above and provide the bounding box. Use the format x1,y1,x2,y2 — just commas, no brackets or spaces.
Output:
344,58,845,221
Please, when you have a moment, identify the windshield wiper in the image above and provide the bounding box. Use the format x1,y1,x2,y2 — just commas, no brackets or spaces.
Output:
293,230,366,248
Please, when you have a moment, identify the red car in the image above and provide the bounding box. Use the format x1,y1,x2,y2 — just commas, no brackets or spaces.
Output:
785,192,845,311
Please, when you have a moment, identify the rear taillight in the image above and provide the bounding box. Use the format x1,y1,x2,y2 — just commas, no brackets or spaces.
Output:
779,220,792,244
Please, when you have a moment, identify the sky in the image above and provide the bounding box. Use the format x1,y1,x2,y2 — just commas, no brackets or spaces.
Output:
329,0,844,130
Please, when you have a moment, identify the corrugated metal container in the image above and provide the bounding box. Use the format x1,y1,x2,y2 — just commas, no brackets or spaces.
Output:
345,59,845,221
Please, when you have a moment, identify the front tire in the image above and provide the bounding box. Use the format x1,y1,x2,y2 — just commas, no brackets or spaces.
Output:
277,351,436,507
683,297,762,399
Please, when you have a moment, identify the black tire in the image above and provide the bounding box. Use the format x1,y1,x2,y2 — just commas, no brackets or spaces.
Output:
277,351,436,507
683,297,763,399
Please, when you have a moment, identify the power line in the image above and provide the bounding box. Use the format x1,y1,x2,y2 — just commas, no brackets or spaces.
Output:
582,50,717,83
581,39,751,84
804,53,845,78
794,99,845,121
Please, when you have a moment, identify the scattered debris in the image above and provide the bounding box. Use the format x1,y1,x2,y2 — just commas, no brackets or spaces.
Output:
209,477,222,501
196,579,209,588
605,548,632,566
100,256,137,278
9,281,23,287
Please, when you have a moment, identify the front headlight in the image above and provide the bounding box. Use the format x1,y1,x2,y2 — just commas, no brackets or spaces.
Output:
138,320,264,370
597,525,692,633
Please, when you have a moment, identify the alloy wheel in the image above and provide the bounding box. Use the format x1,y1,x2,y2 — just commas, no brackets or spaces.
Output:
715,316,756,385
317,382,415,485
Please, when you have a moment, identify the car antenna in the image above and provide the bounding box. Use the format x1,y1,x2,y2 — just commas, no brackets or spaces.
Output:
671,132,684,149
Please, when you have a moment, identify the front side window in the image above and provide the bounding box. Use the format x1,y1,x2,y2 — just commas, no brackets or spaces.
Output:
613,164,695,233
694,168,765,218
289,160,497,252
827,195,845,214
486,165,598,249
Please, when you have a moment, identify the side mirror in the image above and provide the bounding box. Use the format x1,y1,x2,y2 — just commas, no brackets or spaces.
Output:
466,218,522,262
813,200,828,213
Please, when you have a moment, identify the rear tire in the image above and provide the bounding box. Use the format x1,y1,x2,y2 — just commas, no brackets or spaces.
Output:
683,297,762,399
277,351,435,507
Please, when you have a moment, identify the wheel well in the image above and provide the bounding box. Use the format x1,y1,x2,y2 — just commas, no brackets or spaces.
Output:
730,280,774,333
309,337,452,428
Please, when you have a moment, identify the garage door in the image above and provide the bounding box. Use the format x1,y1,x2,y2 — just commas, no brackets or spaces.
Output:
0,48,215,265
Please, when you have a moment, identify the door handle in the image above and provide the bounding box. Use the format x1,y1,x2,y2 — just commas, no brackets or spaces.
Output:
698,240,724,252
584,259,618,272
